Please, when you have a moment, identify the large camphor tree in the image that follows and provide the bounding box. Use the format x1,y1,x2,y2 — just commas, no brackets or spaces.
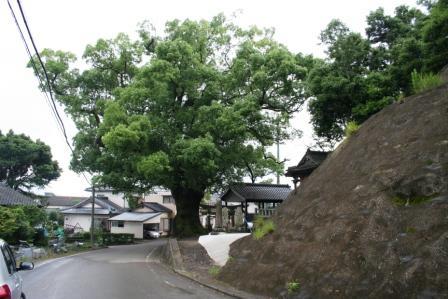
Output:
30,15,311,236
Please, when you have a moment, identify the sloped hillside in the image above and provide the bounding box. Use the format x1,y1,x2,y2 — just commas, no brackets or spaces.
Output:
219,82,448,298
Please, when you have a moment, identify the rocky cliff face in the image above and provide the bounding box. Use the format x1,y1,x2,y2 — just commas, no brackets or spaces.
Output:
219,82,448,298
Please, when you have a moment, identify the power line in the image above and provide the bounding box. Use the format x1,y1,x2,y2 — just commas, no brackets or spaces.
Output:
7,0,91,185
15,0,71,148
6,0,65,137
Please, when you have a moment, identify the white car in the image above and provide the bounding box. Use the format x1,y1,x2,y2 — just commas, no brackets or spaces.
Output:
0,239,34,299
145,230,161,239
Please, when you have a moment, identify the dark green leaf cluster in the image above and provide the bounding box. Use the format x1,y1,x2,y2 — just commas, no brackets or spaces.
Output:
0,206,47,244
308,0,448,143
0,130,61,190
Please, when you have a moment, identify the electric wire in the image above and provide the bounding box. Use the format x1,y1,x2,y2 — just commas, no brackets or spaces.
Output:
6,0,65,137
7,0,91,185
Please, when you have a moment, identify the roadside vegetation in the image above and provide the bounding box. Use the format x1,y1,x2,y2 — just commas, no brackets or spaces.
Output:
287,280,301,294
411,70,443,94
344,121,360,138
208,265,221,276
253,217,276,240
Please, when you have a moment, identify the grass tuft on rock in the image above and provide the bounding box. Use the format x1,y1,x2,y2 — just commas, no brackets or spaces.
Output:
287,280,300,294
253,217,275,240
345,121,359,138
208,265,221,276
411,70,443,94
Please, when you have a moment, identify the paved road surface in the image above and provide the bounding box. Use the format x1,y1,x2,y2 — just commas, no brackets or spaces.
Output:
21,240,231,299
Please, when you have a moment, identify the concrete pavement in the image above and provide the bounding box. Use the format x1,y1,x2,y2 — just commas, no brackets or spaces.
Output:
20,240,232,299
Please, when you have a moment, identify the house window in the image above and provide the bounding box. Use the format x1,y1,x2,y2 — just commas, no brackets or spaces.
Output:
112,221,124,228
161,218,170,232
163,195,175,204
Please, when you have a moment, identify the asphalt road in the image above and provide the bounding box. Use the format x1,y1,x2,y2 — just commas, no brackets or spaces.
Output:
20,240,232,299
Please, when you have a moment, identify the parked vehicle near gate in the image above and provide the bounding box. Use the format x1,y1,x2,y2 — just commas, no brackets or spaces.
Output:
145,230,161,239
0,239,34,299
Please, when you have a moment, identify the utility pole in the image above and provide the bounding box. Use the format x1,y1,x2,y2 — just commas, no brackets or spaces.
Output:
276,121,280,184
90,185,95,247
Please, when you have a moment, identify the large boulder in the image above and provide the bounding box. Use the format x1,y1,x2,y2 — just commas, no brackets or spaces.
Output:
219,83,448,298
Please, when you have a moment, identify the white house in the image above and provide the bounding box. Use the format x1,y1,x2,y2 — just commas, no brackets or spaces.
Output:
61,196,124,232
109,200,174,238
143,190,177,216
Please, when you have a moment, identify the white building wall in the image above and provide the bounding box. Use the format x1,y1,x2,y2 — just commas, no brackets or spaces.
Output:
144,192,177,216
96,191,128,208
111,222,143,238
64,214,109,232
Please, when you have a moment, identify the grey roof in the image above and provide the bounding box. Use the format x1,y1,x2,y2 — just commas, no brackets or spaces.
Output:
45,195,88,207
0,183,38,206
285,149,331,178
221,183,291,203
61,196,124,215
108,212,161,222
142,202,172,213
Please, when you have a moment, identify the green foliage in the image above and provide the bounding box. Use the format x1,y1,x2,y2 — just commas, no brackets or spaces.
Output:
0,130,61,190
422,0,448,72
392,194,435,206
48,211,64,225
208,265,221,276
30,15,312,236
101,233,134,245
253,217,275,240
344,121,360,138
411,70,443,94
66,232,134,245
287,280,301,294
0,206,36,244
33,228,48,247
308,2,448,143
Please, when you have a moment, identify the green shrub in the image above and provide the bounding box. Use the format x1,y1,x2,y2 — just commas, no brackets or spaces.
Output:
208,265,221,276
287,280,300,294
253,217,275,240
0,206,35,244
411,70,443,94
345,121,359,138
33,228,48,247
101,233,134,245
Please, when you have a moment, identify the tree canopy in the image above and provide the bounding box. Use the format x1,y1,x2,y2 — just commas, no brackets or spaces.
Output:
307,0,448,143
30,15,312,236
0,130,61,190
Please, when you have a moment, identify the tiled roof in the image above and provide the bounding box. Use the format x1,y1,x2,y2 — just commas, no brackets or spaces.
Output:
0,183,37,206
108,212,161,222
61,196,124,215
221,183,291,202
142,202,172,213
45,195,88,207
285,149,331,177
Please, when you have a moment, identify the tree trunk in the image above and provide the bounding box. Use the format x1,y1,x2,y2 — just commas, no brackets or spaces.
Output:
171,187,205,237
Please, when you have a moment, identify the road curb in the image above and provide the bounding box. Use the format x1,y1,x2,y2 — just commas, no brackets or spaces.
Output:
163,238,261,299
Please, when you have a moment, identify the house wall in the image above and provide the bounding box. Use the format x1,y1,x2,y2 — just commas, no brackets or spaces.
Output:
110,212,170,238
63,214,109,232
111,222,143,239
96,191,128,208
143,192,177,216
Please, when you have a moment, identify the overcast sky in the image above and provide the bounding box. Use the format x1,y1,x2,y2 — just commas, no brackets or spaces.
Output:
0,0,418,196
